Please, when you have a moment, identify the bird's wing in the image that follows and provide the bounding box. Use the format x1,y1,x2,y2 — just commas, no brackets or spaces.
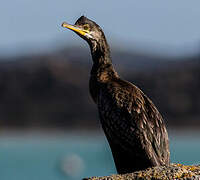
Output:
140,94,170,165
98,79,170,165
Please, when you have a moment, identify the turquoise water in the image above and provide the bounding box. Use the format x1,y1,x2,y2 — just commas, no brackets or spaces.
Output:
0,131,199,180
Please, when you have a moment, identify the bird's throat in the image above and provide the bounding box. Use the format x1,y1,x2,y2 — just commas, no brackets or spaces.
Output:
89,38,111,64
89,38,118,80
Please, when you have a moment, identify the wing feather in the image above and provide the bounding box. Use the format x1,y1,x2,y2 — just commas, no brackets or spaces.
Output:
98,78,170,166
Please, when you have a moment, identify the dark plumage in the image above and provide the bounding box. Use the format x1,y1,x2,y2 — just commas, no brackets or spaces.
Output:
62,16,170,174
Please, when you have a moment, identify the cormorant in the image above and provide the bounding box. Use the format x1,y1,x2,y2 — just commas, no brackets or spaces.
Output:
62,16,170,174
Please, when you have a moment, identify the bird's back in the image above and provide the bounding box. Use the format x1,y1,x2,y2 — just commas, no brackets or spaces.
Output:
93,77,170,174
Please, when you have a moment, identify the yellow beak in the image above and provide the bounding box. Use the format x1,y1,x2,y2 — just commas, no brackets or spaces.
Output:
62,22,86,36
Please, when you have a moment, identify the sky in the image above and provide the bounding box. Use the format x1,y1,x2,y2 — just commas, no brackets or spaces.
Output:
1,0,200,57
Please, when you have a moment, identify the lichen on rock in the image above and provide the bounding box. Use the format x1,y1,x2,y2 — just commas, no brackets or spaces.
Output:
83,164,200,180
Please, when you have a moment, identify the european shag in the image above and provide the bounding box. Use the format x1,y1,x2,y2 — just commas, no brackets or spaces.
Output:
62,16,170,174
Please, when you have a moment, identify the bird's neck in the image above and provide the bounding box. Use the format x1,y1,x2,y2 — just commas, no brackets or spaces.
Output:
90,38,111,64
89,38,119,103
89,39,118,81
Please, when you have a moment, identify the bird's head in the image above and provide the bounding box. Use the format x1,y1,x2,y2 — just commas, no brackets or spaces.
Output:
62,16,106,46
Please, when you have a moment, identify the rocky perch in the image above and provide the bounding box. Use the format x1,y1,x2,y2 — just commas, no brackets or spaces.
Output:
83,164,200,180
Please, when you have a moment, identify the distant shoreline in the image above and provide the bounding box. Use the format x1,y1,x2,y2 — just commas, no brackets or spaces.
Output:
0,127,200,138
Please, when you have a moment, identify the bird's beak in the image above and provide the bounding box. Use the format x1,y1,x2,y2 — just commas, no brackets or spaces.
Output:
62,22,86,36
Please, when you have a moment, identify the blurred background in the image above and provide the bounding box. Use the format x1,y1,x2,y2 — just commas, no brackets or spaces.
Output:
0,0,200,179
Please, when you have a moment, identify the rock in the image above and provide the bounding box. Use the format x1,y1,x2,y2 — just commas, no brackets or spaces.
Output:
83,164,200,180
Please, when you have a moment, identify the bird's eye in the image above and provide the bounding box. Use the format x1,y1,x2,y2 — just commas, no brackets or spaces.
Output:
83,24,90,31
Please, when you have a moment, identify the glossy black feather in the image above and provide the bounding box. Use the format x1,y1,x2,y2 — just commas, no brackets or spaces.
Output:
97,78,170,173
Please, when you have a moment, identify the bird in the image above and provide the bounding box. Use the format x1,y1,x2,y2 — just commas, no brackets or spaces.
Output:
62,16,170,174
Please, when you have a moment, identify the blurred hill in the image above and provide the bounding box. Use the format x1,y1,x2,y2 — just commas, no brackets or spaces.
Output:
0,47,199,129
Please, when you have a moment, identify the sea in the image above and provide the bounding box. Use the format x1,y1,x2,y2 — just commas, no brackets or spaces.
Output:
0,129,199,180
